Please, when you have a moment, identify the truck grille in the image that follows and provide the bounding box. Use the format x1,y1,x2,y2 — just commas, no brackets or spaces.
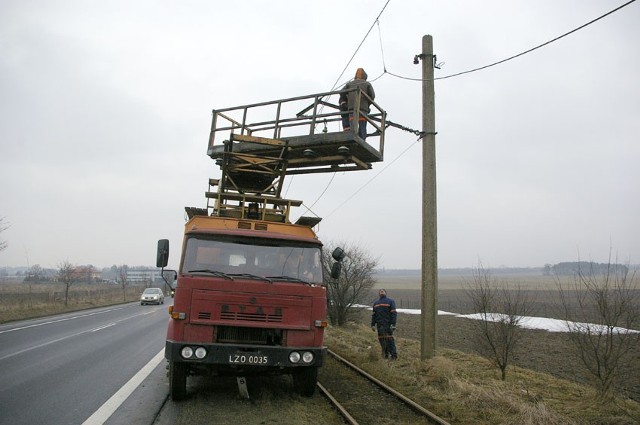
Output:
195,309,283,323
220,310,283,323
216,325,283,345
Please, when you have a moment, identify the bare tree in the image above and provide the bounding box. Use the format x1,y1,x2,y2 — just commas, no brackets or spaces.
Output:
57,260,78,306
0,216,9,252
25,264,44,283
465,264,534,380
76,265,97,284
557,259,639,401
322,242,377,326
117,264,129,301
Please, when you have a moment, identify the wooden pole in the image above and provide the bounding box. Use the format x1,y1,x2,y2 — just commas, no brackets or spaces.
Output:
421,34,438,360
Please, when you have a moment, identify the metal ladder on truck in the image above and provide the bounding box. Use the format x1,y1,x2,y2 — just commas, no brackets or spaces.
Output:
185,88,387,224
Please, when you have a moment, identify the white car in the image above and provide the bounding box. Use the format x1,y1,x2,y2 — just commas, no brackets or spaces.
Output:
140,288,165,305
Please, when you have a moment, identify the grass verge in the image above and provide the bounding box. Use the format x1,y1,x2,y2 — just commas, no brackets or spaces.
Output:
0,283,146,323
326,322,640,425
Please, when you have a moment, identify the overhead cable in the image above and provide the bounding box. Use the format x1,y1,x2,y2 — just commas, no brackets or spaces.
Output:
307,0,393,213
329,0,392,91
324,138,421,219
389,0,637,82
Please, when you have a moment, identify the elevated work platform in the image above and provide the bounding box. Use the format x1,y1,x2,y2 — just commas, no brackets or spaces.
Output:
191,89,387,223
208,88,386,175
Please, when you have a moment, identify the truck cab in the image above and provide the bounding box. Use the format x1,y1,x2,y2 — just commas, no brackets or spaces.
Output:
159,216,332,399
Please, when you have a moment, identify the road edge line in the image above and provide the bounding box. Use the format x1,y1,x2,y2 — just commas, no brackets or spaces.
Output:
82,348,165,425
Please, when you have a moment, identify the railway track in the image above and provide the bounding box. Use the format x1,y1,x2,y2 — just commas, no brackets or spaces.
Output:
318,350,451,425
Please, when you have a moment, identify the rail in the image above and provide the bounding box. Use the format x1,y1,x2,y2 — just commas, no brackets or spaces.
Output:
318,349,452,425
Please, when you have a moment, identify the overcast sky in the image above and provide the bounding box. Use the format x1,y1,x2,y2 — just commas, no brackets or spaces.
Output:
1,0,638,270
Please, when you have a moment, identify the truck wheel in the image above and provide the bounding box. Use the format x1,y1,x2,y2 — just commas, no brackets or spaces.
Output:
292,367,318,397
169,361,187,400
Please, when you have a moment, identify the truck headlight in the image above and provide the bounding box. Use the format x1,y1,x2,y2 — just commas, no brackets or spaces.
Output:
302,352,314,363
195,347,207,359
289,352,301,363
181,346,194,359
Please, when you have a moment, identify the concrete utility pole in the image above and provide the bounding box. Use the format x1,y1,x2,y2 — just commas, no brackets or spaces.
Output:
420,34,438,360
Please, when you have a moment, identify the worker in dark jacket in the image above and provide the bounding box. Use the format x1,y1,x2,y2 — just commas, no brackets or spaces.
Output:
371,288,397,360
339,68,375,139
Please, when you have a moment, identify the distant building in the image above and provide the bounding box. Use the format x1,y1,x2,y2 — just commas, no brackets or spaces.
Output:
126,268,160,283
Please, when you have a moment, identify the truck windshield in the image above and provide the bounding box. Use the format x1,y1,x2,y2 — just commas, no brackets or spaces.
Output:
182,236,323,284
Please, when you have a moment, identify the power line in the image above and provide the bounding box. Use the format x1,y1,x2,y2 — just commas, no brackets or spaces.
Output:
377,20,388,72
299,172,338,218
315,1,636,221
324,137,421,220
329,0,392,91
306,1,393,213
387,0,636,82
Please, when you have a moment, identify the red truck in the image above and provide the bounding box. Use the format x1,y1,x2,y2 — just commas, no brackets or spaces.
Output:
157,215,343,399
157,90,383,399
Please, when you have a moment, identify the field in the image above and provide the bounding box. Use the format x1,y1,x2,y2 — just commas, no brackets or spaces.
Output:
3,273,639,423
372,272,637,316
0,283,146,323
364,272,640,403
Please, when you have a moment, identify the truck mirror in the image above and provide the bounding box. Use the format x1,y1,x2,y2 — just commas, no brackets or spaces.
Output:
331,247,346,262
162,269,177,283
157,239,170,268
330,262,342,279
161,269,177,294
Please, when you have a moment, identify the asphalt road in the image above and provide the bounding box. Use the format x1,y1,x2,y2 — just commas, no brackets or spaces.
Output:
0,302,171,425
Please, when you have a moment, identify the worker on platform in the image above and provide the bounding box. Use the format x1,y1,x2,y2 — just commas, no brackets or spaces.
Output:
339,68,375,139
371,288,398,360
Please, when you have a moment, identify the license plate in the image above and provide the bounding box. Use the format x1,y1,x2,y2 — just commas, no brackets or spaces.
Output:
228,354,269,365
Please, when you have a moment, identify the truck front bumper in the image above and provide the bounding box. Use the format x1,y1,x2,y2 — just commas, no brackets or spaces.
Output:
165,340,326,369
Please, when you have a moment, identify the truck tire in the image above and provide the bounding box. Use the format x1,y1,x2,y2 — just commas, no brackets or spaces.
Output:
292,367,318,397
169,361,187,400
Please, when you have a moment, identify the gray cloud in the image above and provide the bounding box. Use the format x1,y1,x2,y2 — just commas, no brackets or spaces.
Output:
1,0,638,270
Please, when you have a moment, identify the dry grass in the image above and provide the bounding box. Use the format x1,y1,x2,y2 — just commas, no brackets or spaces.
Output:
0,283,145,323
326,321,640,425
173,375,343,425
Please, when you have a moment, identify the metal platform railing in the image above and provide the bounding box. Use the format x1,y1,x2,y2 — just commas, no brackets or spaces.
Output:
207,88,386,172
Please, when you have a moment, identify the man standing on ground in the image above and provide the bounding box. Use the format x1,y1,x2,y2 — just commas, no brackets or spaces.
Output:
371,288,398,360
